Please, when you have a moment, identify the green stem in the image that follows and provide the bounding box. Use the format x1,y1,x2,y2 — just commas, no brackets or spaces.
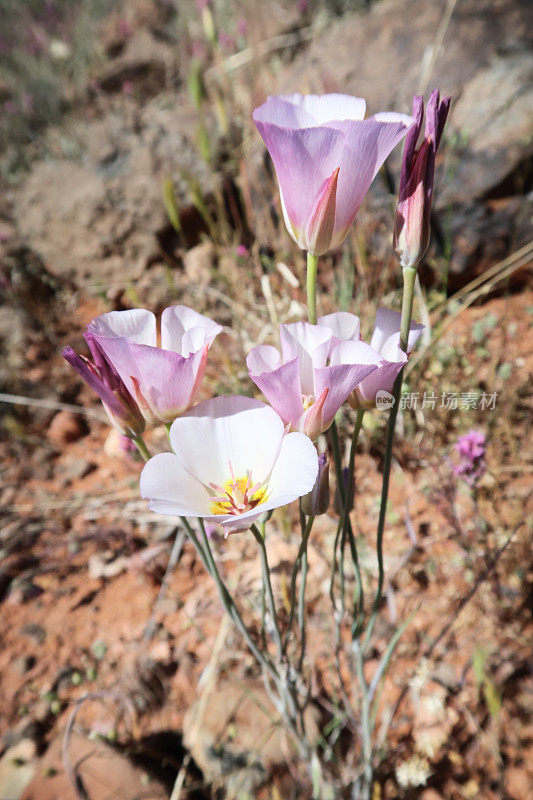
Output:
251,523,284,663
296,515,315,671
364,265,417,652
306,251,319,325
285,510,315,652
133,435,151,462
196,519,279,682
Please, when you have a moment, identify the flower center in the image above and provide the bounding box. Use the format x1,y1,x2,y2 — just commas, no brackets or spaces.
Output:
208,462,269,516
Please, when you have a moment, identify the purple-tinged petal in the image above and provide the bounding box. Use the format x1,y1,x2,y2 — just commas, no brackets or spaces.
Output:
62,346,144,436
352,355,407,409
161,305,222,355
300,387,329,440
328,113,415,235
129,343,208,423
280,322,331,396
398,95,424,199
63,347,124,418
248,355,304,429
253,118,344,241
314,358,378,429
87,309,156,346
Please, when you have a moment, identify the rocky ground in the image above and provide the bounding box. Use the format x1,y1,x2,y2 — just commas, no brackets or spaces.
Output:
0,1,532,799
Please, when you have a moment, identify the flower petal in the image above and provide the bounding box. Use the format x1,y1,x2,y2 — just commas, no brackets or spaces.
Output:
62,347,125,420
95,339,206,423
354,355,407,407
246,344,282,374
140,452,212,516
247,355,304,429
161,305,222,356
318,311,360,355
280,323,331,397
168,396,286,489
328,113,414,235
370,308,425,358
314,356,378,429
255,94,366,127
87,309,156,346
218,430,319,532
253,118,344,240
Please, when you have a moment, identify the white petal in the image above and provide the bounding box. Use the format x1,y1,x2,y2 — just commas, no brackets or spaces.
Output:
280,323,331,396
140,453,211,516
267,431,319,500
318,312,360,342
371,308,425,358
300,93,366,124
330,339,381,367
246,345,282,375
168,396,285,488
88,309,156,346
161,306,222,355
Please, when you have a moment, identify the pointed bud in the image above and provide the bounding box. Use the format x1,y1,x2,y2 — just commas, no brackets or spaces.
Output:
62,346,145,439
306,167,340,256
301,451,330,516
302,387,329,440
394,90,450,269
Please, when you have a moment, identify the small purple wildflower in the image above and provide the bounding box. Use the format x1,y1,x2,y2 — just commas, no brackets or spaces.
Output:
237,17,248,38
236,244,249,257
453,430,486,485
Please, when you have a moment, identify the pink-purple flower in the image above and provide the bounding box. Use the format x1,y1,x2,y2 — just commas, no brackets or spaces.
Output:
253,93,414,255
318,309,425,409
247,322,378,439
453,430,486,485
63,339,144,439
393,89,450,269
84,306,222,425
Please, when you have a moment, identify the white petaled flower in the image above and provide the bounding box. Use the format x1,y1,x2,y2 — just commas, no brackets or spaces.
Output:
140,396,319,535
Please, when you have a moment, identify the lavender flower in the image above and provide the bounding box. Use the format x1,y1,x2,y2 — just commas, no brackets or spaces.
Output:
453,430,486,485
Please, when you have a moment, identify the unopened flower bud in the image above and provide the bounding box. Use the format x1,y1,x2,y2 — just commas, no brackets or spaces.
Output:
333,467,354,516
301,451,330,516
393,90,450,269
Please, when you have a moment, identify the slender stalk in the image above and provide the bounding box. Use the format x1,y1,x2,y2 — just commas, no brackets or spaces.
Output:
341,409,366,635
353,638,373,800
364,265,417,651
285,512,315,652
133,435,151,462
194,519,279,681
297,515,315,672
250,524,284,663
306,251,319,324
330,416,365,634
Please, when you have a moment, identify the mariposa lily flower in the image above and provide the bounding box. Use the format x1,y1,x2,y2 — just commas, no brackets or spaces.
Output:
63,339,144,439
393,89,450,269
247,322,378,439
85,306,222,425
140,395,318,535
318,309,425,409
253,93,414,256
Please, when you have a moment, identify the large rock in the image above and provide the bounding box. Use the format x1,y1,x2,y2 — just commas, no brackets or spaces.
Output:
13,96,216,287
252,0,533,286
